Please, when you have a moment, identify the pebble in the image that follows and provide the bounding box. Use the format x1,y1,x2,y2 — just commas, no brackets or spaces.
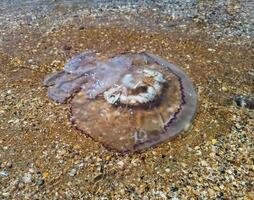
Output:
171,186,178,192
2,192,10,197
234,95,254,110
69,168,77,177
200,160,208,167
165,168,170,173
22,173,33,183
42,171,49,178
0,170,9,177
181,162,187,167
105,155,111,161
28,59,33,63
93,173,104,182
28,168,36,173
117,161,125,168
195,150,202,156
36,179,45,186
6,161,13,168
211,139,217,145
208,48,216,52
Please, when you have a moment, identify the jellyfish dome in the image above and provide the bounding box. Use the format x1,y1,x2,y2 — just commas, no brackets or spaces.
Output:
44,51,197,153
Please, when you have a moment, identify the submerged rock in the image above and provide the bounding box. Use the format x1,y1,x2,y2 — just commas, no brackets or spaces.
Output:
234,95,254,110
44,52,198,153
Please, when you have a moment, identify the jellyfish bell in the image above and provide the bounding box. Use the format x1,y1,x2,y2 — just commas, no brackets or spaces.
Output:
44,52,197,153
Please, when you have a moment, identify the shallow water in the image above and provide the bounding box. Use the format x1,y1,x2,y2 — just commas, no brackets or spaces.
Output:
0,1,253,199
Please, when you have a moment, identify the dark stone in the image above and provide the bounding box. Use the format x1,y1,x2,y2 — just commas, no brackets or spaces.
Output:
234,95,254,110
36,179,45,186
93,174,104,182
63,45,72,51
171,186,178,192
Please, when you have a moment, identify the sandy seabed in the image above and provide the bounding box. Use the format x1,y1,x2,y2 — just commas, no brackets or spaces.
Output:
0,1,253,199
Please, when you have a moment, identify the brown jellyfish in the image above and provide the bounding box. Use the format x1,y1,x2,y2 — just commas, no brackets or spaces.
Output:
44,52,197,153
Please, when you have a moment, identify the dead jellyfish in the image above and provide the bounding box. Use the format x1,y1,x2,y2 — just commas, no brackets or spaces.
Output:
44,52,197,153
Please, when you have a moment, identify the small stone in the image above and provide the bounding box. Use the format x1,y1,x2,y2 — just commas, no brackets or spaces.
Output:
31,65,38,69
211,139,217,145
194,146,200,150
93,173,104,182
200,160,208,167
105,155,111,161
57,149,66,156
171,186,178,192
181,162,187,168
28,59,33,63
42,172,49,178
0,170,9,177
69,168,77,177
59,160,64,164
165,168,170,173
22,173,33,183
221,86,228,92
36,179,45,186
117,161,125,168
2,192,10,197
208,48,216,52
196,150,202,156
28,168,35,173
78,162,85,168
6,161,13,168
234,95,254,110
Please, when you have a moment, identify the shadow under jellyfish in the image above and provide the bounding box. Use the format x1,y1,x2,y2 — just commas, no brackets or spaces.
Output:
44,51,198,153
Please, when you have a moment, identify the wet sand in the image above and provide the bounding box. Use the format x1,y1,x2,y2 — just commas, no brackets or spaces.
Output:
0,1,253,199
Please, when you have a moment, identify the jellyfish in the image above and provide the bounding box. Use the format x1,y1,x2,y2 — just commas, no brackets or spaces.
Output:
44,51,197,153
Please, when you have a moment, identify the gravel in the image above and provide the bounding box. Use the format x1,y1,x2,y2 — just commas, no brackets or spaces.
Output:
0,1,253,45
0,0,253,199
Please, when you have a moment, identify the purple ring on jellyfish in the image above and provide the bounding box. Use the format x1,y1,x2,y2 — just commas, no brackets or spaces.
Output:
43,51,198,153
